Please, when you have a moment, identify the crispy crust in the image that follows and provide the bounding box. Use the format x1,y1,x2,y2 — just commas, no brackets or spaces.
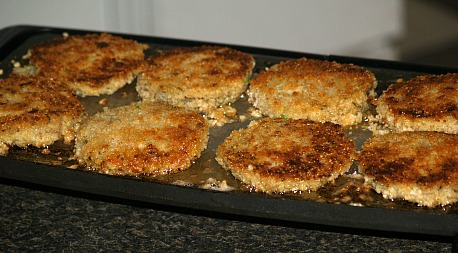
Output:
216,118,355,193
248,58,377,126
0,74,83,155
372,73,458,134
29,33,148,97
74,102,209,177
136,46,255,112
359,131,458,207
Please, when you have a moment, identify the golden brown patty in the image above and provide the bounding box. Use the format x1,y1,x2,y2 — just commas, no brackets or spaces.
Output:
359,131,458,207
0,74,83,155
74,102,209,177
29,33,148,97
136,46,255,113
373,73,458,134
216,118,355,193
248,58,377,126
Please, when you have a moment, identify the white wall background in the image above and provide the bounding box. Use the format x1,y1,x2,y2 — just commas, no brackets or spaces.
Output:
0,0,403,60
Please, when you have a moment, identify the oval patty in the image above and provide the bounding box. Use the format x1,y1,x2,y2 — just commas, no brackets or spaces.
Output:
373,73,458,134
136,46,255,112
248,57,377,126
74,102,209,177
29,33,148,97
359,131,458,207
0,74,83,155
216,118,355,193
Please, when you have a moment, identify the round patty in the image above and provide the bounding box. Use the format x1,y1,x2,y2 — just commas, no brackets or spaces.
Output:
216,118,356,193
74,102,209,177
373,73,458,134
29,33,148,97
0,74,83,155
248,58,377,126
136,46,255,112
359,131,458,207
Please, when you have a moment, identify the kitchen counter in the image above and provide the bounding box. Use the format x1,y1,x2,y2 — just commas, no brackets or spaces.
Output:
0,180,454,252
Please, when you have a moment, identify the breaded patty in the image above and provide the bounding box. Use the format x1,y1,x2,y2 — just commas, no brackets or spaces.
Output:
215,118,355,193
247,58,377,126
74,102,209,177
372,73,458,134
136,46,255,114
29,33,148,97
0,74,83,155
359,131,458,207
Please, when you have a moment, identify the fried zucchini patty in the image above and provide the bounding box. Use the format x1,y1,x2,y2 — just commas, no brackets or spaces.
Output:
359,131,458,207
248,58,377,126
74,102,209,177
0,74,83,154
29,33,148,97
136,46,255,113
216,118,355,193
372,73,458,134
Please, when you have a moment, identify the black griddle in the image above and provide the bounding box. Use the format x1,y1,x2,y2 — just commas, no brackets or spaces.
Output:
0,25,457,238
